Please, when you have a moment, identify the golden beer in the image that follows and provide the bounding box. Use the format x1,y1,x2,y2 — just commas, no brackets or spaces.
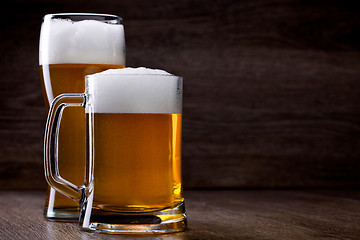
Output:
40,64,125,216
88,113,183,212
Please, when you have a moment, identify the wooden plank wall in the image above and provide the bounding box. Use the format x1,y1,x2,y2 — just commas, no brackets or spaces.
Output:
0,0,359,189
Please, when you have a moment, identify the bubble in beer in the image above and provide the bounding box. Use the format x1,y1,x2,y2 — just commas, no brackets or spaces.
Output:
86,67,182,114
39,19,125,65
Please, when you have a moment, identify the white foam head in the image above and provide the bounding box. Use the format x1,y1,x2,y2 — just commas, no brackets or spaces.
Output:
39,15,125,65
85,67,182,113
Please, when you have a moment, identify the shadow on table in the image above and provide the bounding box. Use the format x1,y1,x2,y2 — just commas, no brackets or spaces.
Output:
80,231,189,240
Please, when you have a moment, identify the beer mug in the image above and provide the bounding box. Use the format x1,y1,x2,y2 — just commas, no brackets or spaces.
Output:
44,68,186,233
39,13,126,220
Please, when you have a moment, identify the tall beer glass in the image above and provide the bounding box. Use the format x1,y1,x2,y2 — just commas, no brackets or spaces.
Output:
44,68,186,234
39,13,125,220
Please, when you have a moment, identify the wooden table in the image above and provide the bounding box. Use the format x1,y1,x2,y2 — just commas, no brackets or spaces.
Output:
0,190,359,239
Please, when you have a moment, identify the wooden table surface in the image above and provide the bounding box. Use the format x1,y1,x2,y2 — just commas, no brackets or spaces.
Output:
0,190,359,239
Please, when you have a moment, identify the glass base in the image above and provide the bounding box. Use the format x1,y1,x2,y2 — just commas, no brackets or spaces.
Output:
44,187,80,222
44,208,79,222
80,202,187,234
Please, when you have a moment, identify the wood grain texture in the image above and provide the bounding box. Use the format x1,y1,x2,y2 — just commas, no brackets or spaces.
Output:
0,190,359,239
0,0,360,189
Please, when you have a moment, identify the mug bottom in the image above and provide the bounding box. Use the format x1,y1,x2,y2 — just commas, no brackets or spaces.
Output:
80,202,187,234
44,208,79,222
44,187,80,222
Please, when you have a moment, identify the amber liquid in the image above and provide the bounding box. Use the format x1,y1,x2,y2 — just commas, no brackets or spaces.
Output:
87,113,183,213
40,64,125,215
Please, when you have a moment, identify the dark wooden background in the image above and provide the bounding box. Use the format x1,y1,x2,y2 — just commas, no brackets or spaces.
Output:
0,0,359,190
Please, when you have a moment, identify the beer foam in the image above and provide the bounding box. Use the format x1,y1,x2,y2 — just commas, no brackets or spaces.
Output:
85,67,182,113
91,67,171,76
39,18,125,65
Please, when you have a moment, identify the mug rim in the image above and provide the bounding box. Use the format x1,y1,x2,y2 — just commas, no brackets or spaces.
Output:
43,13,123,24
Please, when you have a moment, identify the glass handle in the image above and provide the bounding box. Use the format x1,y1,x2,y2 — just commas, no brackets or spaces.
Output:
44,93,86,202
